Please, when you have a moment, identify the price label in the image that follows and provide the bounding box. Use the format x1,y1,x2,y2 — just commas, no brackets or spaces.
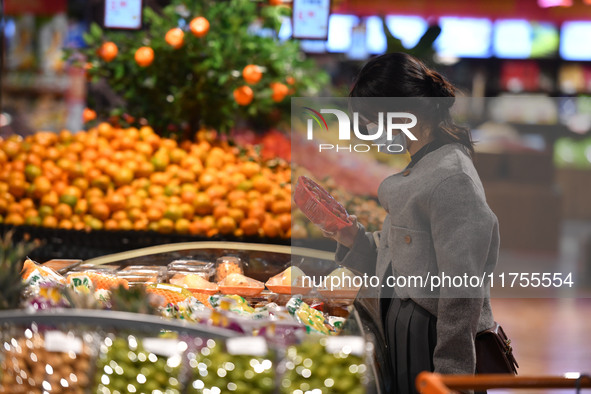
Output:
156,284,182,293
45,331,83,354
325,336,365,356
226,336,268,356
143,338,184,357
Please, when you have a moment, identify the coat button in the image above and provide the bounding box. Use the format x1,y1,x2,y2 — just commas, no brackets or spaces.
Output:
402,170,411,177
404,235,412,244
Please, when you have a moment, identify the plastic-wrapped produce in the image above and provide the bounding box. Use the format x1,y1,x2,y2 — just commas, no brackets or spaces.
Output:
145,283,193,306
214,256,244,282
265,266,311,295
286,296,332,335
168,260,214,281
169,273,218,295
66,271,129,291
218,273,264,296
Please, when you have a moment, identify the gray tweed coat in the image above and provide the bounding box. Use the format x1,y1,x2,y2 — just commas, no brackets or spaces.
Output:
336,142,498,375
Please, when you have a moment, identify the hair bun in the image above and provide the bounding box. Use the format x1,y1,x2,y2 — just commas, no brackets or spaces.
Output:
427,70,455,98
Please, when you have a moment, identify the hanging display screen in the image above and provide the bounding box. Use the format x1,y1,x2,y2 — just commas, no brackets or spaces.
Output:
292,0,331,40
104,0,143,30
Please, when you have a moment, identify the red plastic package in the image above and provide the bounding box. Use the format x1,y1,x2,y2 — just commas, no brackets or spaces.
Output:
294,176,352,233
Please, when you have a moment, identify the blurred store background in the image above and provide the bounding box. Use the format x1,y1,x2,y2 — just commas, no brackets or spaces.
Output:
1,0,591,387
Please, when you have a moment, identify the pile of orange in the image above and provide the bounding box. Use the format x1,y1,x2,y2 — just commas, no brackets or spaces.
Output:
0,123,292,239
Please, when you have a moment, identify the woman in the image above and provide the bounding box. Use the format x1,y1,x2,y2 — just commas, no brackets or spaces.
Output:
326,53,499,393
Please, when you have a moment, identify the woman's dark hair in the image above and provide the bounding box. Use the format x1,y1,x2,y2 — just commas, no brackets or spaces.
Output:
349,52,473,155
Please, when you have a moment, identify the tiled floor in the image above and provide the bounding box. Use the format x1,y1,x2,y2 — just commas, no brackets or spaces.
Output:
480,220,591,393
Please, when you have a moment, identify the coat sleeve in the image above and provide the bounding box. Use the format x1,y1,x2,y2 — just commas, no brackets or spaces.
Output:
429,173,497,375
334,222,378,276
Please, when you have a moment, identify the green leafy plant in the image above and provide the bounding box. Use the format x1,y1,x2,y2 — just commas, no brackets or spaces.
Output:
78,0,328,136
0,231,39,310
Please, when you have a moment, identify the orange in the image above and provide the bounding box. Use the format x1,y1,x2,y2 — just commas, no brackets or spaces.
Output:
248,206,266,224
206,184,227,200
271,82,288,102
228,208,245,224
165,27,184,49
42,215,58,228
198,172,217,189
135,161,155,178
90,202,110,221
240,217,260,236
271,200,291,215
217,216,237,235
32,176,52,199
180,189,197,205
107,193,126,212
74,199,88,215
41,191,59,208
180,203,194,219
286,76,295,85
58,219,73,230
190,16,210,38
24,164,41,181
112,211,127,221
98,42,118,62
252,175,272,193
164,205,183,221
55,203,72,220
133,219,148,231
242,64,262,84
146,208,163,222
188,220,206,235
230,197,248,213
158,218,174,233
233,86,254,106
262,218,281,238
8,178,27,199
83,108,97,123
278,213,291,232
213,204,229,220
175,218,191,234
38,205,53,218
5,213,24,226
113,167,134,186
127,207,143,221
119,218,133,231
240,161,261,178
104,219,119,231
193,193,213,215
135,46,154,67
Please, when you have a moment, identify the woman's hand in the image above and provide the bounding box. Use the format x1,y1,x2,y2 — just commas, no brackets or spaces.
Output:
322,215,359,248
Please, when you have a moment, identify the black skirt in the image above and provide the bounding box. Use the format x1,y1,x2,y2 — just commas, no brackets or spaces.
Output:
382,297,437,394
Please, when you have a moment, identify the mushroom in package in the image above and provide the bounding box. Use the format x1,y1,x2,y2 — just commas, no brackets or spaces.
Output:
265,266,311,295
294,176,352,233
218,273,264,296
